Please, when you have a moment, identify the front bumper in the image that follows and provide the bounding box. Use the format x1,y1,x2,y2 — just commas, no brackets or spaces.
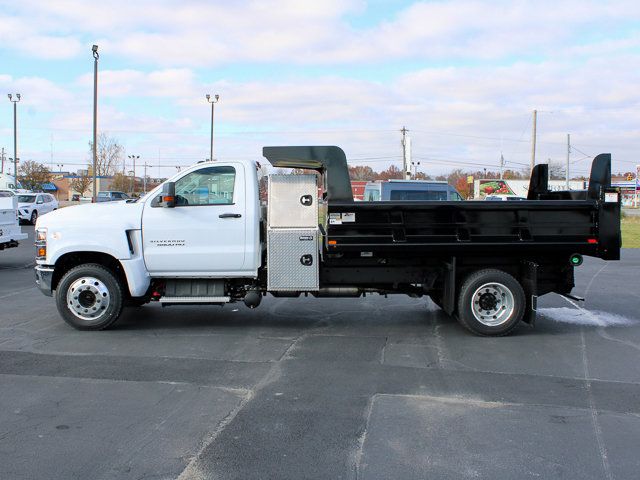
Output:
35,265,54,297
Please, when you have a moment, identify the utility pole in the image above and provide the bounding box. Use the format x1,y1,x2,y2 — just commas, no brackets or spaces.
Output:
530,109,537,174
566,133,571,189
500,152,505,179
205,94,220,161
8,93,20,180
401,126,411,180
1,148,5,174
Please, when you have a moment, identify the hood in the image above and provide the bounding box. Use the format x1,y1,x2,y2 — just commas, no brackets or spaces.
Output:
36,200,144,231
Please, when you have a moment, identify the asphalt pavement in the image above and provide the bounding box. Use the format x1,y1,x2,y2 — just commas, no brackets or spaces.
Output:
1,226,639,479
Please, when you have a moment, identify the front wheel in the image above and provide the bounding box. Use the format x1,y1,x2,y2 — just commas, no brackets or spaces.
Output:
55,263,124,330
456,269,525,336
30,210,38,224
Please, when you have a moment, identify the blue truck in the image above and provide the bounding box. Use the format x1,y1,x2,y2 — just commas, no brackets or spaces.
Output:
363,180,463,201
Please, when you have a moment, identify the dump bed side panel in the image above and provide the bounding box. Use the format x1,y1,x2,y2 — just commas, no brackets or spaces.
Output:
326,200,618,260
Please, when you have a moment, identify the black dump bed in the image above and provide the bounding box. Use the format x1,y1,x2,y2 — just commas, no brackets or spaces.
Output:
263,147,621,261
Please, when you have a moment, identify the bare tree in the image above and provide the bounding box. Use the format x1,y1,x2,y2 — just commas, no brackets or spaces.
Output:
70,173,91,196
19,160,51,190
547,160,565,180
88,133,124,177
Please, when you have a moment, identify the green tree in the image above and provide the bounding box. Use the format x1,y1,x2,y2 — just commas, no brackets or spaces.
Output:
19,160,51,190
110,172,133,193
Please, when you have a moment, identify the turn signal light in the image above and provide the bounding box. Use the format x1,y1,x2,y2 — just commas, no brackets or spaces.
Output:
37,246,46,258
163,196,175,202
328,240,337,245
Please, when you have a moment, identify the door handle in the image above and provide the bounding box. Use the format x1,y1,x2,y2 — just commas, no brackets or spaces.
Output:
219,213,242,218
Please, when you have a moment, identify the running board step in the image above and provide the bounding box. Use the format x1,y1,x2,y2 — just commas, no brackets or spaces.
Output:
158,296,231,304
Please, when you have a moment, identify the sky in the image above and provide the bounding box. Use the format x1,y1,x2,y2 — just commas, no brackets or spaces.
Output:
0,0,639,179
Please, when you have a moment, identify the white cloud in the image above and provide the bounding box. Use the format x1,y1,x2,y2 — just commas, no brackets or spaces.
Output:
2,0,639,65
1,1,639,177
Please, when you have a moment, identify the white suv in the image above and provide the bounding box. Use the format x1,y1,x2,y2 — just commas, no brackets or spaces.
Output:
18,193,59,224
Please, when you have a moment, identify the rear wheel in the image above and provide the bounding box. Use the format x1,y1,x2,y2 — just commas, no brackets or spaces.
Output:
55,263,124,330
456,269,525,336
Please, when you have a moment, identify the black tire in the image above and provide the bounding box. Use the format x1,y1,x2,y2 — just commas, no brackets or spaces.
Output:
126,297,148,308
456,269,525,336
30,210,38,224
55,263,124,330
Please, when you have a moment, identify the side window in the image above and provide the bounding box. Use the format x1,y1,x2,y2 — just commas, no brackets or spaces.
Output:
174,166,236,206
365,189,380,201
37,195,43,203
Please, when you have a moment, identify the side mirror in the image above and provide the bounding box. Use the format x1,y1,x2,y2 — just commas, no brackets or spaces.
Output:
160,182,176,208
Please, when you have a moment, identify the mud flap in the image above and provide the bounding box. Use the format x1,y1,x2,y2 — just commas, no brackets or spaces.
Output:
442,257,456,316
521,260,538,325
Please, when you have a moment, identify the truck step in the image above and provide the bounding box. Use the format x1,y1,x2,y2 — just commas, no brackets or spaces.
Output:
158,296,231,304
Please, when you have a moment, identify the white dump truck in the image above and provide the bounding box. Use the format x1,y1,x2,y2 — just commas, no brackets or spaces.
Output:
34,146,621,336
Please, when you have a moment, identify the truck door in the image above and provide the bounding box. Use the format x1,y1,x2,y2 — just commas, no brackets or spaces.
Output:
141,163,247,275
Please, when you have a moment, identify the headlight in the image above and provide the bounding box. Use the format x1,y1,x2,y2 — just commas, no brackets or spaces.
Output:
35,228,47,260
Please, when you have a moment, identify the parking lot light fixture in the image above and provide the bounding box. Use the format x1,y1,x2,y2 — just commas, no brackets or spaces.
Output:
8,93,21,180
92,45,99,202
206,94,220,161
128,155,139,194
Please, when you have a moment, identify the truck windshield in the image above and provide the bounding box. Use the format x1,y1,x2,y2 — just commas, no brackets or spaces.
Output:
18,195,36,203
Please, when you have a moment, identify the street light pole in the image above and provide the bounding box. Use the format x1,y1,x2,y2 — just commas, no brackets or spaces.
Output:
128,155,139,194
55,164,64,201
7,93,21,179
205,94,220,161
92,45,99,202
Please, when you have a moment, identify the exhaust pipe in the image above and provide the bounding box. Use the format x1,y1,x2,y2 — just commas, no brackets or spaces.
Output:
312,287,362,298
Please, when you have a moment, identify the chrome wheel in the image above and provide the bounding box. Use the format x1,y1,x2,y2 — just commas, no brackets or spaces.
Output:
66,276,111,321
470,282,514,326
